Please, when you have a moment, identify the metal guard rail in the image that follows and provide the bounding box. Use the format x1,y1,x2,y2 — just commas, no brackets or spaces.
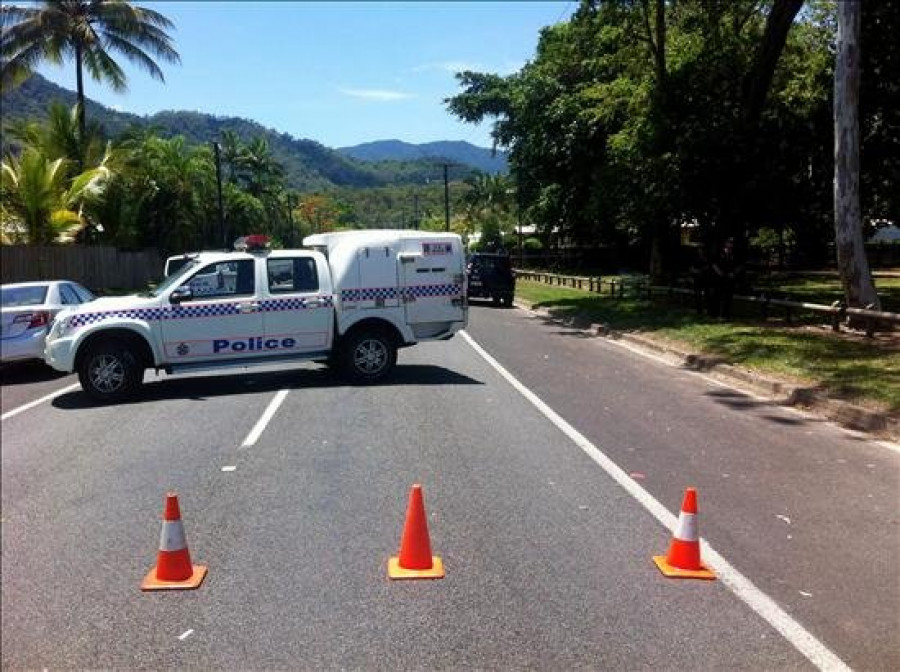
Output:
513,269,899,337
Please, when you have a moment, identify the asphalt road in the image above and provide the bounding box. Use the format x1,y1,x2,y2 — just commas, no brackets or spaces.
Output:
1,304,897,669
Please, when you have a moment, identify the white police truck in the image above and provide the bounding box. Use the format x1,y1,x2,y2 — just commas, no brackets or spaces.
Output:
44,231,468,402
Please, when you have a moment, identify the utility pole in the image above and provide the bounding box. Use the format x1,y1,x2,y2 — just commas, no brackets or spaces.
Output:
442,163,451,232
286,193,296,246
413,192,420,230
213,142,226,249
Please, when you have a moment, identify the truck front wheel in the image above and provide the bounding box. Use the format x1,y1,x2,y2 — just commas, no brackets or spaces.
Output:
78,341,143,402
341,329,396,383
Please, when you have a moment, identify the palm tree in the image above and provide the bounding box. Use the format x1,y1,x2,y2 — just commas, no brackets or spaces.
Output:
6,101,108,175
1,146,111,244
463,173,512,249
1,0,180,144
239,137,284,198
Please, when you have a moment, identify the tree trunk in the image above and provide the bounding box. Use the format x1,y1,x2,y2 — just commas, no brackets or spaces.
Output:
834,0,881,316
744,0,804,125
75,43,86,171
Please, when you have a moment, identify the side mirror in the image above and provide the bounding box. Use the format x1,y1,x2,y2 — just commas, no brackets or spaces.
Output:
169,287,193,304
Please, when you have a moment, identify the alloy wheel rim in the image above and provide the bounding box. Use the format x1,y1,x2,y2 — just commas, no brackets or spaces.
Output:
354,339,387,374
89,354,126,393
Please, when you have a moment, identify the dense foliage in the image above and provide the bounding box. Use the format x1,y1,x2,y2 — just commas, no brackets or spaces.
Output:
447,0,897,277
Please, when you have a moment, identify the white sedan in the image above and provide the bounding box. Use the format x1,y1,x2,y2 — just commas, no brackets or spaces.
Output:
1,281,96,364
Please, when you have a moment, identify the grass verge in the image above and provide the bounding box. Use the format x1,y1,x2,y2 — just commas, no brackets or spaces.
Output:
517,280,900,413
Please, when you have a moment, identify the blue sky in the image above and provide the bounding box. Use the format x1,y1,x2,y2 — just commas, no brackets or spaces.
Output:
35,1,577,149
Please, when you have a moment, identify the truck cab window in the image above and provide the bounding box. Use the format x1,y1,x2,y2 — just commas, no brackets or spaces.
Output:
186,260,254,298
268,258,319,293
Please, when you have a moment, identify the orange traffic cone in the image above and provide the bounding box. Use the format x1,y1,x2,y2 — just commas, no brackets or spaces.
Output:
141,492,208,591
388,484,444,580
653,487,716,580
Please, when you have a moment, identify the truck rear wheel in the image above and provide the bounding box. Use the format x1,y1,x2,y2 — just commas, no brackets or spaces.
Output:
341,329,396,383
78,341,143,402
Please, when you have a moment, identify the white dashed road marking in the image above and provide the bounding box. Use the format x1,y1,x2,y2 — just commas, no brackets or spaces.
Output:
1,384,81,421
241,389,289,447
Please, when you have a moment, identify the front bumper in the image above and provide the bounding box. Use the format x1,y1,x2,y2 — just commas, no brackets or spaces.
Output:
44,335,78,373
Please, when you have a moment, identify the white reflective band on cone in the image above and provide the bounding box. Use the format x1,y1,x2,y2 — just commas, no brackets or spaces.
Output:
159,520,187,551
673,512,698,541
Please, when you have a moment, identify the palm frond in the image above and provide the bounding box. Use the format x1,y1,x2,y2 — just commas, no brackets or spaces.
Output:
49,208,85,243
101,33,166,80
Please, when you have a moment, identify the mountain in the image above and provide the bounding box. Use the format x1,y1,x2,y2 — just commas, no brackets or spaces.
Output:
339,139,507,174
1,74,498,190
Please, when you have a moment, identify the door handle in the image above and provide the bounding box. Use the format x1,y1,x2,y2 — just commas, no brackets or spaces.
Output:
306,299,323,308
241,302,260,313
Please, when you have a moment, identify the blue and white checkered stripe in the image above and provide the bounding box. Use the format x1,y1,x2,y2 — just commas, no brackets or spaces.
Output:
406,283,462,298
259,296,334,312
341,284,462,302
69,296,334,329
69,306,184,328
341,287,400,302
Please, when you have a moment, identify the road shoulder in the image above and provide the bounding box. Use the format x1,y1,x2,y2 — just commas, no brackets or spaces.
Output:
514,299,900,443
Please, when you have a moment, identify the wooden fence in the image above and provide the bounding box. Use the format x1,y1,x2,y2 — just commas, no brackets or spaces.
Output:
1,245,163,291
515,269,900,337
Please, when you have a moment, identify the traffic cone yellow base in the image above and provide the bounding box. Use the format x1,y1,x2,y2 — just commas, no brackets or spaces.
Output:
652,555,715,580
141,564,208,591
388,556,444,580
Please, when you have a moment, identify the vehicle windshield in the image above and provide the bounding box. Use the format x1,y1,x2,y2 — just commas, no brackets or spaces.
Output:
145,260,201,297
471,255,511,272
1,285,49,307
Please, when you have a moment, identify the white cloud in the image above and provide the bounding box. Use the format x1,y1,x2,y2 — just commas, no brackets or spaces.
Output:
338,88,415,102
412,61,484,74
413,60,525,76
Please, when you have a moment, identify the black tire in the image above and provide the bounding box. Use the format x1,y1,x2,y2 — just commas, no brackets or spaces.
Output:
492,294,502,307
340,329,396,383
78,341,143,402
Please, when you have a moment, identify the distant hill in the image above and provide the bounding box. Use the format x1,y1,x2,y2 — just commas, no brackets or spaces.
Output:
339,139,507,174
1,74,494,190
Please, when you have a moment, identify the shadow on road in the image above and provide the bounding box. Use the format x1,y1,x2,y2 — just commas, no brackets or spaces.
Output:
0,361,69,386
702,387,821,429
51,363,483,410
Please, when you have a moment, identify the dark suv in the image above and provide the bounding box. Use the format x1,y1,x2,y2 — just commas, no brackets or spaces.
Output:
466,252,516,307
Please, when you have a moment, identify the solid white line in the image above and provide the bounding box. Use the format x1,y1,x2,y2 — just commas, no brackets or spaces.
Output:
1,383,81,422
241,389,289,447
460,330,850,672
178,629,194,641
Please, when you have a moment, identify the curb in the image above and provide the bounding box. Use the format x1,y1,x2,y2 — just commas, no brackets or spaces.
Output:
514,299,898,442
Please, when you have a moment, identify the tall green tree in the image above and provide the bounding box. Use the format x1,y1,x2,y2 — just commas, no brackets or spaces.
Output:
463,173,513,250
448,0,821,277
833,0,879,311
1,0,179,145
